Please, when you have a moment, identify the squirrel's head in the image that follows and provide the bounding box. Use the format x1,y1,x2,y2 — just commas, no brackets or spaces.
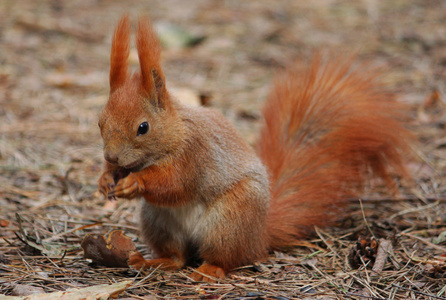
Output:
99,15,183,171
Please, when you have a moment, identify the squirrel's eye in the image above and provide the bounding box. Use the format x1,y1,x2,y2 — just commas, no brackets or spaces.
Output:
137,122,149,136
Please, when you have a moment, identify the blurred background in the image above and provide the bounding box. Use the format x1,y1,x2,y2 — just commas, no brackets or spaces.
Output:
1,0,445,154
2,0,445,189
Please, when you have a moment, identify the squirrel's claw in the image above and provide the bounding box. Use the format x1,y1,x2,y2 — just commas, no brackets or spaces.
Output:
110,173,141,199
190,263,225,282
98,171,115,198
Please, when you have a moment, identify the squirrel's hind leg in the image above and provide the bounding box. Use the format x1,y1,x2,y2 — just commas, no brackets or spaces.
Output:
191,263,225,282
128,251,184,271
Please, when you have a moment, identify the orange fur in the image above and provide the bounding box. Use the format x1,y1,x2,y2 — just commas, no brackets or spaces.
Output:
257,56,414,249
98,16,414,281
110,15,130,92
190,263,226,282
108,145,203,207
128,251,184,271
136,17,169,108
200,178,268,271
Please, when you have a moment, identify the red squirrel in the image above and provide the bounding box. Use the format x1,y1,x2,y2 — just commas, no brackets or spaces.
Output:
98,16,413,281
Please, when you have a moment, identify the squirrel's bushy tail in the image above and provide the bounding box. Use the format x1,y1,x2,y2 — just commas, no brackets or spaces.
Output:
256,56,414,250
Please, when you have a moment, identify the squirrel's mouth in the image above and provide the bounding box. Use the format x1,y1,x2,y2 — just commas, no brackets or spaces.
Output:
123,161,144,172
112,162,144,184
121,154,158,173
112,168,131,184
122,159,151,173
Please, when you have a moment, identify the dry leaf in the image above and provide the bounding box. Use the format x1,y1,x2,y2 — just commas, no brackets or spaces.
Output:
81,230,136,268
0,219,9,227
433,231,446,245
372,239,393,274
11,284,44,296
0,280,131,300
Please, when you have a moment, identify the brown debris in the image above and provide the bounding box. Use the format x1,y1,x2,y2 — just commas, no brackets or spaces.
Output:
3,281,132,300
15,15,105,43
424,256,446,276
0,219,10,227
81,230,136,268
11,284,45,296
372,239,393,274
348,236,379,269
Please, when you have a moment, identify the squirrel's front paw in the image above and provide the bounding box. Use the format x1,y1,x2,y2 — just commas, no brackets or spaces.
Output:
109,173,143,199
98,171,115,199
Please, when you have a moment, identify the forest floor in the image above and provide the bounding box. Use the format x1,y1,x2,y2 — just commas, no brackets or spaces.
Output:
1,0,445,299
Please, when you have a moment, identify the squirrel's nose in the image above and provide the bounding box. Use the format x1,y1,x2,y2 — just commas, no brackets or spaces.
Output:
104,151,119,165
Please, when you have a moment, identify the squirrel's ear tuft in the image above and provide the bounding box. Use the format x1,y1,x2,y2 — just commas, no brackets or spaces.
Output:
110,15,131,93
136,17,168,109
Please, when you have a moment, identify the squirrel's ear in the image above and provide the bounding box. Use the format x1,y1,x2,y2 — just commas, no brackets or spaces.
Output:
136,17,168,109
110,15,130,93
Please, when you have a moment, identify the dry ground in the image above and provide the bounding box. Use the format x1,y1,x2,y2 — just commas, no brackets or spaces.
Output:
1,0,446,299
